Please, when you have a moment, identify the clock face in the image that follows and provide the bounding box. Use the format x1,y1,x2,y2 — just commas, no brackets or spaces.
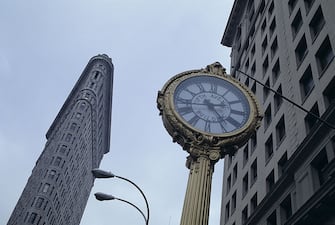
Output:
173,75,251,135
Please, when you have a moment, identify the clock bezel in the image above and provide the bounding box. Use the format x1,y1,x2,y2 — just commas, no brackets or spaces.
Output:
157,64,262,151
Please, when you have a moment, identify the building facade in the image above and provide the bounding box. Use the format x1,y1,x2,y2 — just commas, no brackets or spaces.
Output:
220,0,335,225
7,54,114,225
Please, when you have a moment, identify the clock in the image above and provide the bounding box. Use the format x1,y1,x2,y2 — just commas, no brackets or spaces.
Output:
157,63,262,152
173,75,251,135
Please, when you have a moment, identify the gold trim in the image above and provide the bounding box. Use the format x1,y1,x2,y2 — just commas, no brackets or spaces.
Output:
157,62,262,155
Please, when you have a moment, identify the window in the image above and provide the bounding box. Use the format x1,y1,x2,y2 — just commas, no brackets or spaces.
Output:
59,145,67,154
250,132,257,152
272,59,280,84
262,36,268,55
69,122,77,131
251,62,256,76
79,102,86,110
265,135,274,162
269,17,276,38
75,112,82,119
48,170,56,179
278,152,288,177
53,157,62,167
251,44,256,57
295,35,308,67
243,145,249,166
242,205,248,224
288,0,298,14
274,85,283,112
309,6,325,40
300,65,314,100
42,183,50,193
270,37,278,59
250,193,258,213
227,175,232,195
233,164,238,184
268,1,274,18
263,56,269,75
266,170,275,192
315,36,334,74
93,70,100,80
276,116,286,145
245,58,250,70
311,148,329,186
251,82,256,94
232,191,237,213
259,0,265,15
261,20,267,35
267,210,277,225
304,103,319,133
323,76,335,107
304,0,315,14
225,201,230,222
28,213,37,224
245,77,249,87
251,159,258,185
280,194,292,223
264,104,272,129
263,78,270,101
242,172,249,197
64,133,72,142
35,197,44,208
291,10,303,39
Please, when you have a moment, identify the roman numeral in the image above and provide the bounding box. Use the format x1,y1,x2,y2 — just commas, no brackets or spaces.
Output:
188,116,200,126
205,121,211,132
228,100,242,104
230,109,246,116
226,116,242,128
176,97,192,105
197,83,205,92
210,83,217,93
178,106,193,115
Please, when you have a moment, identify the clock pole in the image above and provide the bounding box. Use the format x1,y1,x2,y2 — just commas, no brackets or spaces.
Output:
180,148,221,225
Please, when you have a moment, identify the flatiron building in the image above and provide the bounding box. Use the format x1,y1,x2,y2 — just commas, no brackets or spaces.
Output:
7,54,114,225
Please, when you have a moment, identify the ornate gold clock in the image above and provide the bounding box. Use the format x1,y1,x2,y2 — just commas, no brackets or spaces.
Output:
157,62,262,154
157,62,262,225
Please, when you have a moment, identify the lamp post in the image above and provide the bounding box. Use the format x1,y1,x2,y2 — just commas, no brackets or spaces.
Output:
92,168,150,225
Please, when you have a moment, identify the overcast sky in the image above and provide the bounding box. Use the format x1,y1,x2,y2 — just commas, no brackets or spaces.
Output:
0,0,234,224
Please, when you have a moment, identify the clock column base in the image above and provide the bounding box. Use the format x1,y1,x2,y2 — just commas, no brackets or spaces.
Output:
180,149,220,225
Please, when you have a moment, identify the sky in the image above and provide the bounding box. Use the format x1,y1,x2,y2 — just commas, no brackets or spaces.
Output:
0,0,234,224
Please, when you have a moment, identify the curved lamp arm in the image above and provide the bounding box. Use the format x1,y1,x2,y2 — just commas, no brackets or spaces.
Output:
92,168,150,225
94,192,147,224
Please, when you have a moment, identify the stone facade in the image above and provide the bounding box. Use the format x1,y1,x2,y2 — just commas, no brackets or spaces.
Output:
220,1,335,225
7,54,114,225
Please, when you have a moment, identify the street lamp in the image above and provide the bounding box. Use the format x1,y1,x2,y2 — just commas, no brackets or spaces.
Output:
94,192,147,224
92,168,150,225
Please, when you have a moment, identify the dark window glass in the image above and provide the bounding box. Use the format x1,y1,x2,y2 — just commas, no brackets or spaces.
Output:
274,85,283,112
267,210,277,225
243,145,249,166
304,103,319,133
288,0,298,14
242,172,249,197
304,0,315,14
270,37,278,59
266,170,275,192
265,135,274,162
278,152,288,177
264,104,272,129
309,6,325,40
263,78,270,101
251,159,258,184
28,213,37,224
291,10,303,39
276,116,286,144
311,148,329,186
232,191,237,213
262,36,268,55
272,59,280,84
233,164,238,184
300,65,314,100
280,194,292,223
263,56,269,75
295,35,308,67
242,205,248,224
269,17,276,38
268,1,274,17
250,193,258,213
225,201,230,222
35,197,44,208
323,76,335,107
315,36,334,74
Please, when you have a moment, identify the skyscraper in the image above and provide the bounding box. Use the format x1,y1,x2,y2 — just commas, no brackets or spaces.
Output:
220,1,335,225
7,54,114,225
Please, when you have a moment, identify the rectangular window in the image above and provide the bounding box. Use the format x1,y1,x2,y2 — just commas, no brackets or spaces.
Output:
42,183,50,193
69,123,77,131
265,135,274,162
268,1,274,17
251,82,256,94
291,10,303,39
323,76,335,108
300,65,314,100
272,59,280,84
226,175,232,195
311,148,329,186
278,152,288,177
250,193,258,213
266,210,277,225
263,78,270,101
276,116,286,145
243,145,249,166
64,133,72,142
225,201,230,222
242,205,248,224
280,194,292,223
263,56,269,75
264,104,272,130
304,0,315,14
315,36,334,74
54,157,62,167
270,37,278,59
251,62,256,76
242,172,249,197
295,35,308,67
59,145,67,154
35,197,44,208
261,20,267,35
266,170,275,193
309,6,325,40
233,164,238,184
269,17,276,38
304,103,319,133
232,191,237,213
250,132,257,152
262,36,268,55
274,85,283,113
28,213,37,224
48,170,56,179
251,159,258,185
251,44,256,58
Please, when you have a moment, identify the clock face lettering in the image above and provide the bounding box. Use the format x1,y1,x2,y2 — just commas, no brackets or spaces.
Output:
173,75,251,134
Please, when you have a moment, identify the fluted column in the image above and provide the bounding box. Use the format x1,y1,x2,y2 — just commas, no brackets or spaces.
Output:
180,148,221,225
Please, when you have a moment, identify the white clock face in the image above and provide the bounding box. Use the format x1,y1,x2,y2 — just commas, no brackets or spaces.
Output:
173,75,251,135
